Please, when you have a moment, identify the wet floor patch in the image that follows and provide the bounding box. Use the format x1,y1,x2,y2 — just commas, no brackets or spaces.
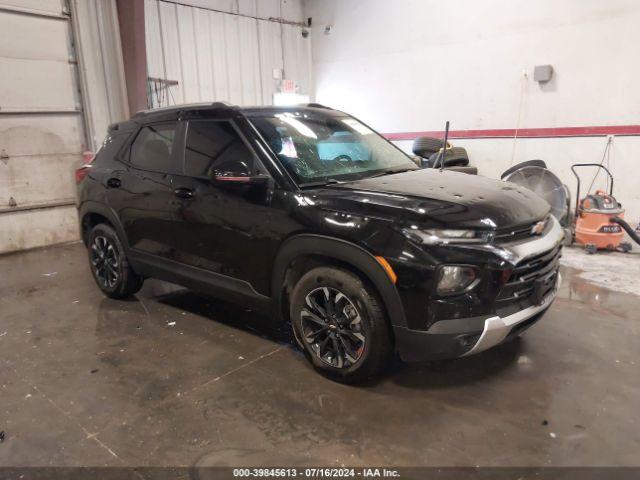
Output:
0,243,639,467
560,246,640,296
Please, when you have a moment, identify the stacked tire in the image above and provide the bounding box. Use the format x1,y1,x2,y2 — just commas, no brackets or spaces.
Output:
412,136,469,168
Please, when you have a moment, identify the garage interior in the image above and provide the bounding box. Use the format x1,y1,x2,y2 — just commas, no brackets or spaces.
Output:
1,0,640,474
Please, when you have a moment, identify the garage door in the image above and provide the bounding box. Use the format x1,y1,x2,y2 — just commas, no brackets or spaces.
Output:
0,0,86,254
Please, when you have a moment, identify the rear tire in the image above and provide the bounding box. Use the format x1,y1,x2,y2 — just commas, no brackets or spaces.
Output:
290,267,392,384
87,224,143,299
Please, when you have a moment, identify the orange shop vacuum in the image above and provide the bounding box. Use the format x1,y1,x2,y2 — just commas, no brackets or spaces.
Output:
571,163,639,254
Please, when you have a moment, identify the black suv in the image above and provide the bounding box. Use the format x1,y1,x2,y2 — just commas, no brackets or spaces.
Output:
76,103,563,382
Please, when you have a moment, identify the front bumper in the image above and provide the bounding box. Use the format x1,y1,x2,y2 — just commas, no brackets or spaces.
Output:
392,216,563,362
393,290,554,362
461,288,556,356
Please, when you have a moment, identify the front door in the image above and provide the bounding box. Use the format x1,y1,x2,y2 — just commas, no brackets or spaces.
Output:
170,119,281,294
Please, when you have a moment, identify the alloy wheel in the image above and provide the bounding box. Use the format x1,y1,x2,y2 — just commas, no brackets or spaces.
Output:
90,236,120,289
300,287,366,368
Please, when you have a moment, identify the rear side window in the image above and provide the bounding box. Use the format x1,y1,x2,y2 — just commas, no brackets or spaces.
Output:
184,120,255,177
129,122,178,172
96,132,128,162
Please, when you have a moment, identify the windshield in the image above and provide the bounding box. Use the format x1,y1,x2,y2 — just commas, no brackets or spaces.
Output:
250,111,417,185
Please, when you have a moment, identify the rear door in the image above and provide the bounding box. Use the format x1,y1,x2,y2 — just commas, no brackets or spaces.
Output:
109,121,183,260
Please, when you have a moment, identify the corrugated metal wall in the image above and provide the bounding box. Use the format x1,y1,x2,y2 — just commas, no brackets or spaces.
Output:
144,0,312,107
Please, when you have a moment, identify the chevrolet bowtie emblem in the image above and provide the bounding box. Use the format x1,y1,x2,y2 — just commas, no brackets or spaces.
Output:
531,219,547,235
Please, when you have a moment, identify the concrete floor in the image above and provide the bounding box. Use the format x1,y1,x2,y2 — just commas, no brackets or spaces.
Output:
1,242,639,467
560,246,640,296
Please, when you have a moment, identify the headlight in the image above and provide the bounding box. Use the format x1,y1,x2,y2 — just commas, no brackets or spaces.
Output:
403,228,493,245
437,265,477,295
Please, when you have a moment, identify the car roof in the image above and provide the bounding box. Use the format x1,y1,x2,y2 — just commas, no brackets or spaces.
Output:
136,102,340,120
108,102,344,133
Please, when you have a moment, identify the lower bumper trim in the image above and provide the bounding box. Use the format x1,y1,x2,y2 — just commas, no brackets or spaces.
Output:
461,289,557,357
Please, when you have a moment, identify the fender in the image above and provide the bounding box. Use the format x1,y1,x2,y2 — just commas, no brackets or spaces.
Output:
77,201,130,250
271,234,407,327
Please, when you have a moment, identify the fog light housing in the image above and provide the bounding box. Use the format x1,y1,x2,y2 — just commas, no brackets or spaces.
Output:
437,265,477,295
459,333,481,348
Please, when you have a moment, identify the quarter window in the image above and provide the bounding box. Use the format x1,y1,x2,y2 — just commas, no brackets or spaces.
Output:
184,121,255,177
96,132,128,162
129,123,177,172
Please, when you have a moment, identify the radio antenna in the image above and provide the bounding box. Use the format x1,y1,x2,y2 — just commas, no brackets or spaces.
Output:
438,120,450,172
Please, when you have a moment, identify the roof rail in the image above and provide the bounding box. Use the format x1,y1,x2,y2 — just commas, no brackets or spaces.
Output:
133,101,239,119
302,103,333,110
210,101,235,108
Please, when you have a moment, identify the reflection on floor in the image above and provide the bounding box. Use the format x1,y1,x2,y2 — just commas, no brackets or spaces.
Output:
560,245,640,296
0,242,639,467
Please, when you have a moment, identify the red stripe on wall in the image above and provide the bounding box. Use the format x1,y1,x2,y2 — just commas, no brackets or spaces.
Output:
384,125,640,141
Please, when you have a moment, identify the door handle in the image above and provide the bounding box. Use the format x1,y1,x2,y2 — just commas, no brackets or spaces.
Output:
174,187,195,199
106,177,121,188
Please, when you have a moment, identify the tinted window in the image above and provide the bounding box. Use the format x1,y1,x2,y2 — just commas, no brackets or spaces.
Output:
184,121,255,177
129,123,177,172
96,132,128,162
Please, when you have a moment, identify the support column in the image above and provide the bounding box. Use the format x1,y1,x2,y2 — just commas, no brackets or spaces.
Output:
116,0,147,114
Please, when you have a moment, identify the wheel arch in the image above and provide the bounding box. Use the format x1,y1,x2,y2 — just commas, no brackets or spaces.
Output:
271,234,407,329
78,202,128,248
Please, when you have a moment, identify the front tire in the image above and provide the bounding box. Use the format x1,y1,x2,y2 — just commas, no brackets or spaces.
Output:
290,267,392,383
87,223,143,299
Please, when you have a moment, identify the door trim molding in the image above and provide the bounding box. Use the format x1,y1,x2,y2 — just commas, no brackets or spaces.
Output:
129,249,271,311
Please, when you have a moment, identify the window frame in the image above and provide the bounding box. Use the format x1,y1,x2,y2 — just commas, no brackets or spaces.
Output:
122,121,184,175
180,118,268,180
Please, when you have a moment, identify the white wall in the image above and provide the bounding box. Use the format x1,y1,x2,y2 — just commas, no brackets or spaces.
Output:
304,0,640,223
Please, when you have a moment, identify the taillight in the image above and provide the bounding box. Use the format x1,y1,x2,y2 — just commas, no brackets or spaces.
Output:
75,151,95,184
75,166,90,183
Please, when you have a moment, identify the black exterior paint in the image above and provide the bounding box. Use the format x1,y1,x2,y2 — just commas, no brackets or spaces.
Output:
77,104,552,362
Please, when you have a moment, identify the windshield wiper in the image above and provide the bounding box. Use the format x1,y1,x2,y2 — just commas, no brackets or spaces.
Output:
298,178,342,188
367,167,416,178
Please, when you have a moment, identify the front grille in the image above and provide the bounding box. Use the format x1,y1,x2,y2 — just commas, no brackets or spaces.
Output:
494,216,549,243
496,244,562,315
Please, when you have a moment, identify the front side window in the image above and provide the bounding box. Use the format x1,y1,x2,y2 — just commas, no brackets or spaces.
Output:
129,123,177,172
250,111,416,185
184,120,255,177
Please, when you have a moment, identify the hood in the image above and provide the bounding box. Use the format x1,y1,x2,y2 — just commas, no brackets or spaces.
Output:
306,169,550,230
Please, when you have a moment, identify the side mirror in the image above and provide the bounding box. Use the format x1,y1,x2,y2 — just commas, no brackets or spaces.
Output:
212,173,270,186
